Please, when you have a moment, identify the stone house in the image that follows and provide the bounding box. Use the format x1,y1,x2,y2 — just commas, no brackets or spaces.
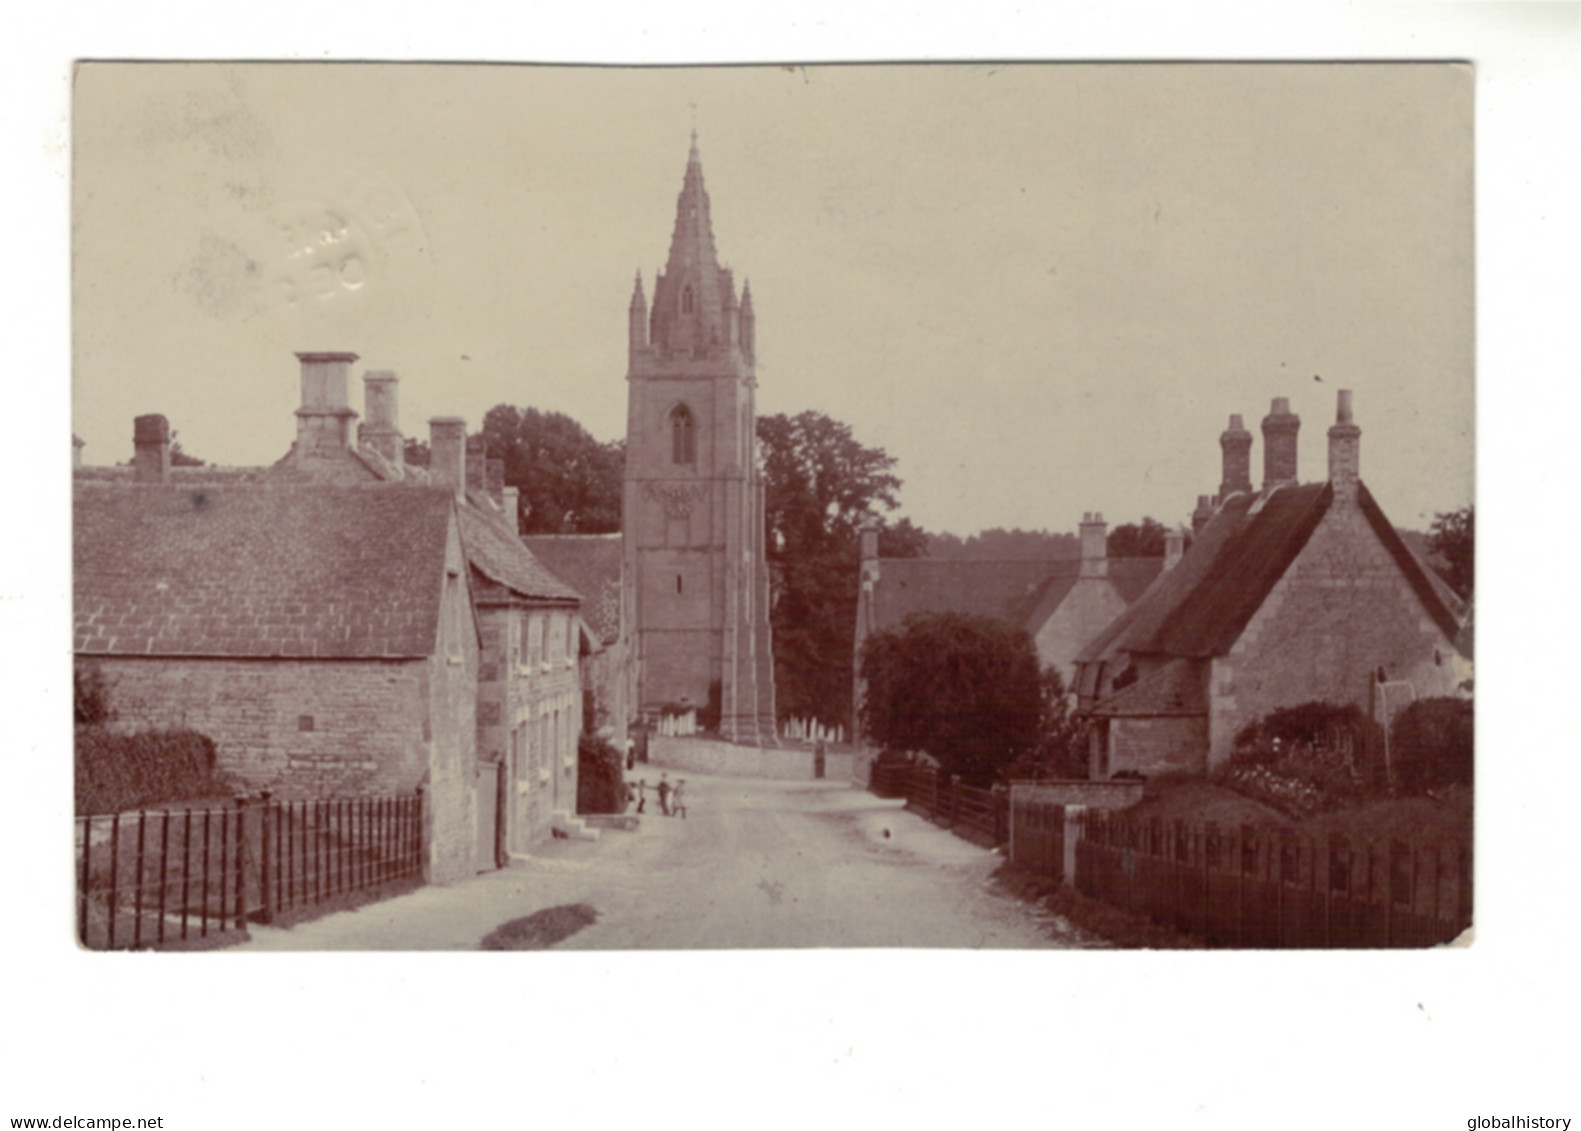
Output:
1074,390,1468,778
73,469,482,885
521,532,636,746
853,515,1163,724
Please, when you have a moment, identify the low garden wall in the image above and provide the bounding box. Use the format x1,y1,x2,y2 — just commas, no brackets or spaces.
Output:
648,735,854,781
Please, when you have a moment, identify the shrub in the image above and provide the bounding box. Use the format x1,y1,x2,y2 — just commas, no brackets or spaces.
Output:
75,728,223,815
576,733,626,814
74,662,114,726
1391,697,1473,791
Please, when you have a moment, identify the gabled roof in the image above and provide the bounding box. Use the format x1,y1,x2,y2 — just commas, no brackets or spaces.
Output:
1078,481,1464,667
1092,658,1207,717
869,556,1163,637
521,534,623,643
74,483,456,659
457,496,582,605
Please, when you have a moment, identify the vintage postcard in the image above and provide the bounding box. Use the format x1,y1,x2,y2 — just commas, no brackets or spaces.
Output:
71,62,1473,954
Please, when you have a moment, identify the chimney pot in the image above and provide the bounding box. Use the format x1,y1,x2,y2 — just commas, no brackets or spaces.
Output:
132,414,171,482
428,417,468,500
293,351,359,463
1327,389,1362,501
1261,397,1301,490
360,370,403,464
1079,512,1109,578
1219,413,1254,498
1164,529,1185,571
503,485,521,535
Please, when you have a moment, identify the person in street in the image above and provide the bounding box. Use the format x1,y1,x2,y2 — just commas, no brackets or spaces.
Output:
657,773,672,817
672,779,688,820
635,779,647,814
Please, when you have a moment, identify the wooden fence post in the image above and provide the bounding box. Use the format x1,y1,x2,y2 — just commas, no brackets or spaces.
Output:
259,791,275,925
233,794,250,930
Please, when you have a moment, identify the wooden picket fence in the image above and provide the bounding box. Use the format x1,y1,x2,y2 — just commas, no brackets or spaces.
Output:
870,762,1008,846
1066,808,1471,948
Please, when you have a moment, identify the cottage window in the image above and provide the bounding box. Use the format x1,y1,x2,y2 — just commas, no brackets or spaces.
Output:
671,405,696,465
527,613,543,671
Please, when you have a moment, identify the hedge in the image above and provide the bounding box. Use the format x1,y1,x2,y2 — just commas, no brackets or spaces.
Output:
75,728,225,815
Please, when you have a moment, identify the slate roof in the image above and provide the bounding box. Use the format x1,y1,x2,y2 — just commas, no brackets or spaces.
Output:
869,556,1163,636
457,496,582,605
74,483,456,658
521,534,623,642
1092,658,1207,717
1077,482,1464,669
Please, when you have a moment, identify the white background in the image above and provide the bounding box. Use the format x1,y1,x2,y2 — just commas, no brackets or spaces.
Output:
4,4,1576,1129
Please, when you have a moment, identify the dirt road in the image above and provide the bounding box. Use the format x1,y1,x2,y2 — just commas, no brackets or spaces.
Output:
238,775,1091,950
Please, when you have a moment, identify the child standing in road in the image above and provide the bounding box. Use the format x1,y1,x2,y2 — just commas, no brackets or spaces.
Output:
657,773,672,817
672,779,688,820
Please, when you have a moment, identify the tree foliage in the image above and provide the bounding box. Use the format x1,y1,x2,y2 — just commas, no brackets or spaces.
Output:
169,438,206,467
1107,517,1173,558
480,405,625,534
858,612,1050,779
1426,504,1474,601
758,411,925,727
1391,697,1473,790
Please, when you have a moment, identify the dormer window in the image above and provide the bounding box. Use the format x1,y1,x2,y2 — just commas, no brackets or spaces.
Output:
671,405,696,464
681,285,694,314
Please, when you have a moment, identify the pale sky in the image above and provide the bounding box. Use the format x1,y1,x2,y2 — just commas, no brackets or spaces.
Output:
74,62,1472,535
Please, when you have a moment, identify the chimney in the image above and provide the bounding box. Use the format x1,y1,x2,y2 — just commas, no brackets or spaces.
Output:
360,370,403,464
1261,397,1300,490
1219,414,1253,498
293,351,359,464
428,417,467,500
465,435,487,496
72,434,85,471
1079,512,1108,578
132,414,171,482
857,518,881,595
503,486,521,535
485,458,505,508
1192,494,1215,533
1327,389,1361,502
1164,528,1185,571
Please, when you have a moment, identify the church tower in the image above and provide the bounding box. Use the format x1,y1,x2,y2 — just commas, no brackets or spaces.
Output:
622,136,778,744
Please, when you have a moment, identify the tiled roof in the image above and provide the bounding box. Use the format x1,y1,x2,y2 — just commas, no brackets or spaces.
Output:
74,483,455,658
458,498,582,605
74,465,268,485
870,556,1162,636
1092,658,1206,717
1078,481,1464,666
521,534,623,642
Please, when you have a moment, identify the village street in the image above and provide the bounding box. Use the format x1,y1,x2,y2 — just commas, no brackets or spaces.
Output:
237,774,1092,950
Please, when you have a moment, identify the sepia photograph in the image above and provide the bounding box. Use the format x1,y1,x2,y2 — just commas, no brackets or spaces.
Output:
70,61,1475,953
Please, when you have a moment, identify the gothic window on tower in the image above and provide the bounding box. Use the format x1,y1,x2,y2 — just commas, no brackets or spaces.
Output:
671,405,696,465
682,286,694,314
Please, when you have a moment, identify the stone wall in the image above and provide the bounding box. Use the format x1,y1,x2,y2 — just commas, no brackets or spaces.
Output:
1108,716,1211,777
1034,576,1132,686
649,735,854,781
1008,779,1146,811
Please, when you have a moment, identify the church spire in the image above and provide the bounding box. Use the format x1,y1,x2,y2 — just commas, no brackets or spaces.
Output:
628,270,648,359
651,135,728,356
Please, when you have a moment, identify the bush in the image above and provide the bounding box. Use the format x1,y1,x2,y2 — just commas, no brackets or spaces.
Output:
74,662,114,726
1391,697,1473,791
75,728,223,815
576,733,626,814
1219,700,1387,815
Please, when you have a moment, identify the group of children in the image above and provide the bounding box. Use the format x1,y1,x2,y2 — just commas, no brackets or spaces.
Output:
629,772,688,819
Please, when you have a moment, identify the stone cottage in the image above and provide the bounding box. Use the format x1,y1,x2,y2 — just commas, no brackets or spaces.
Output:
73,462,481,884
1074,390,1468,778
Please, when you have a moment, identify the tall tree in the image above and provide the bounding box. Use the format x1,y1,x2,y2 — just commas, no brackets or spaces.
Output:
480,406,625,534
1425,504,1474,601
1106,517,1171,558
758,410,925,727
859,612,1050,779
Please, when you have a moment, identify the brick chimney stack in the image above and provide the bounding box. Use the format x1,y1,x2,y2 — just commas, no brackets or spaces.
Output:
1327,389,1361,502
360,370,403,464
293,351,360,464
465,435,487,496
1261,397,1301,490
1192,494,1215,533
485,458,505,509
133,414,171,482
1079,512,1109,578
1164,528,1185,571
503,486,521,534
1219,414,1253,499
858,518,880,594
429,417,467,501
